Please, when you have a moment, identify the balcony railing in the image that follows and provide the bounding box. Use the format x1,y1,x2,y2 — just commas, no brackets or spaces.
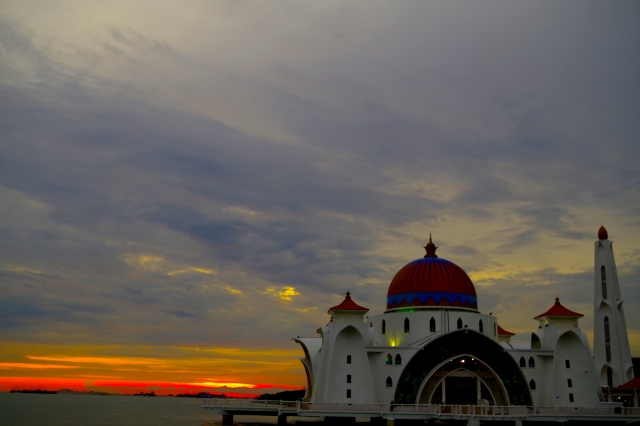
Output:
201,399,640,417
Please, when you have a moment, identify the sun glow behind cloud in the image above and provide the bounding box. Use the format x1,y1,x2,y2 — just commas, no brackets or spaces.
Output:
265,286,300,301
189,382,257,389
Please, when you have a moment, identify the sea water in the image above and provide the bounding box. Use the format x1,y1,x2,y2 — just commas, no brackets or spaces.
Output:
0,393,313,426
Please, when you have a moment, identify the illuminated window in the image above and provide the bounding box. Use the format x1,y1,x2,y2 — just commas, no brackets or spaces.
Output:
429,317,436,332
386,376,393,387
385,354,392,365
529,379,536,390
529,357,535,368
520,357,526,367
479,319,483,333
382,319,386,335
404,318,410,333
347,355,351,364
395,354,401,365
601,265,607,299
457,318,462,329
347,375,351,383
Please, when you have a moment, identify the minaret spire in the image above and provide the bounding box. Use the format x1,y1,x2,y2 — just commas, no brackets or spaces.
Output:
423,233,438,258
593,225,634,387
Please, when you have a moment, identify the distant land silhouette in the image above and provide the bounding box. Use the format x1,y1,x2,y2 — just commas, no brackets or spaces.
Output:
7,387,305,399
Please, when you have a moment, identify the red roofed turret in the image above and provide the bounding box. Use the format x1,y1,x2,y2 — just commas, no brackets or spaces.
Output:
328,291,369,314
598,225,608,240
620,378,640,389
497,324,515,343
497,325,515,336
534,297,583,319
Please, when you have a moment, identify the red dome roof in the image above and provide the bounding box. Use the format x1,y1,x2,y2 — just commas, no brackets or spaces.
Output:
386,238,478,311
598,225,608,240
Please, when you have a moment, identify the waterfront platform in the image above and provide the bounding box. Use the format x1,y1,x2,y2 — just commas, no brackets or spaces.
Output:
202,399,640,424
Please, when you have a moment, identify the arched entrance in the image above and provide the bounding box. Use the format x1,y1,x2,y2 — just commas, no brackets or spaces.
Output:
417,355,508,405
393,329,531,406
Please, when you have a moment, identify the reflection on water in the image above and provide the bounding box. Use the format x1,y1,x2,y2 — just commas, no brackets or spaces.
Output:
0,394,330,426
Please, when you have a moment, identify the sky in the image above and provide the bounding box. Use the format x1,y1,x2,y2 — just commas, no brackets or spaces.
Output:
1,0,639,396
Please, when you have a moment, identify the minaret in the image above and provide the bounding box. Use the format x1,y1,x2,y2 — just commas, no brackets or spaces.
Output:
593,225,634,387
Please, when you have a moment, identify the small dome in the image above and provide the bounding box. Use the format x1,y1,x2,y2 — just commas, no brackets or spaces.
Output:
386,237,478,311
598,225,608,240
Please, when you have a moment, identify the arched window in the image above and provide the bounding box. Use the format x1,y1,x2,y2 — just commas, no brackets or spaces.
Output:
601,265,607,299
457,318,463,329
386,376,393,387
479,319,483,333
607,367,613,387
395,354,402,365
520,357,526,367
429,317,436,332
382,319,386,335
604,317,611,362
404,318,410,333
385,354,392,365
529,357,535,368
529,379,536,390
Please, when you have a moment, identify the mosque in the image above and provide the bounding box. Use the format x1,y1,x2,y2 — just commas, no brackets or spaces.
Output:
293,226,636,409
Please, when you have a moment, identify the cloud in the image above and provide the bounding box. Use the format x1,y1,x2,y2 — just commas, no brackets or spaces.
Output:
0,363,79,369
26,356,157,366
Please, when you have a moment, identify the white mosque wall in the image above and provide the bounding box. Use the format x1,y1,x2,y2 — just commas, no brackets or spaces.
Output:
326,326,375,403
301,318,608,408
552,331,602,407
505,351,545,407
539,356,555,406
369,310,498,348
293,337,322,401
309,313,377,404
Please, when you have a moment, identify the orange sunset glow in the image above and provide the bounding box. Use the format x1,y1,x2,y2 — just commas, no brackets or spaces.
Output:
0,342,305,396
